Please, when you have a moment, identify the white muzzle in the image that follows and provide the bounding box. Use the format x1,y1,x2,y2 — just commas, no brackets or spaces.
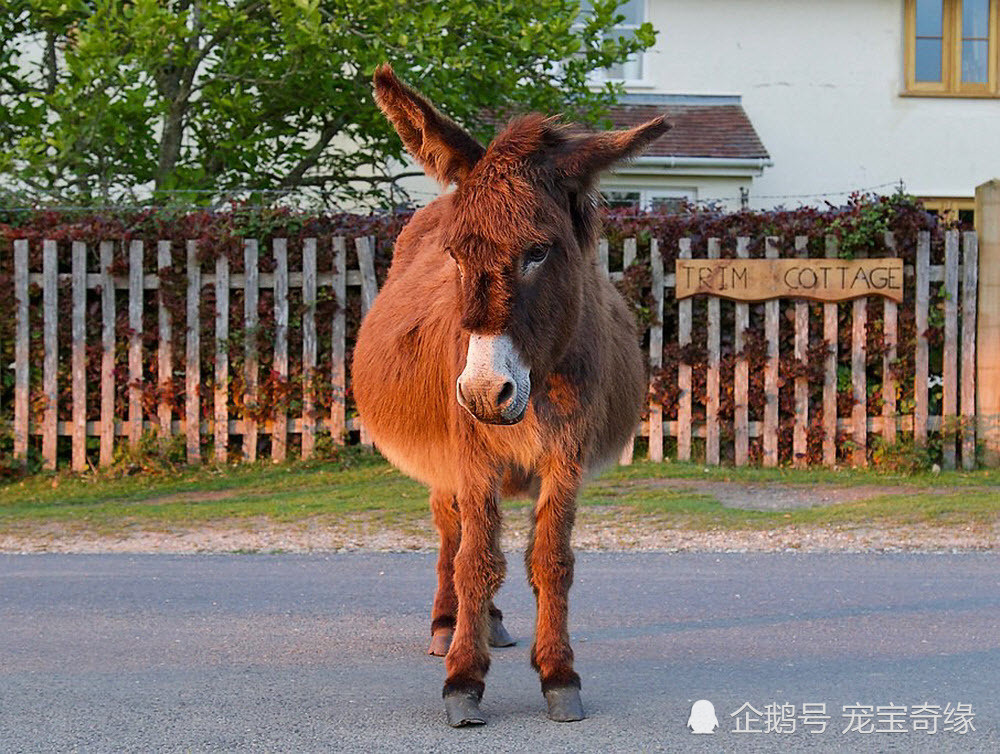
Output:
456,333,530,424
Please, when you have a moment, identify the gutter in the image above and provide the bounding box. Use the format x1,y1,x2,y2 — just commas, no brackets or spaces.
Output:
631,155,774,170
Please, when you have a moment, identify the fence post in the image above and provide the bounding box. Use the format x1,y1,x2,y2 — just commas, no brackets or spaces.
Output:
763,237,779,467
272,238,289,462
851,248,868,468
676,238,692,462
961,231,978,469
330,237,347,444
705,239,721,465
914,233,930,447
100,242,116,466
71,241,87,472
619,237,637,466
792,236,809,467
356,236,378,449
42,240,58,471
822,237,839,466
976,179,1000,464
301,238,317,460
157,241,173,441
647,238,664,462
941,230,959,469
214,254,229,463
128,240,144,450
243,240,259,461
185,241,202,465
13,240,29,464
734,237,750,466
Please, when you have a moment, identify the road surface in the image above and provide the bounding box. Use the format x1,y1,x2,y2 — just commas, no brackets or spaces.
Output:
1,552,998,752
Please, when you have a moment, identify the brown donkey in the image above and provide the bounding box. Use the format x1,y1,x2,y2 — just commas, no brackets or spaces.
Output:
353,64,669,727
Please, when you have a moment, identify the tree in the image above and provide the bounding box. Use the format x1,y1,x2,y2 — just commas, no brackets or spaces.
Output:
0,0,656,207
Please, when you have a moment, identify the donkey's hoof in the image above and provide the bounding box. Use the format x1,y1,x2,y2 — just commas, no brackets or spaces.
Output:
544,686,585,722
428,629,453,656
444,691,487,727
488,616,516,648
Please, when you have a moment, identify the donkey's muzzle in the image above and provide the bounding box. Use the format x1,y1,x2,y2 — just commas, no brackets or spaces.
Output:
457,333,530,425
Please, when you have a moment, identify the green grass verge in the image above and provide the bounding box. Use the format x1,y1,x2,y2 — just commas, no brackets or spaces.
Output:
1,452,998,533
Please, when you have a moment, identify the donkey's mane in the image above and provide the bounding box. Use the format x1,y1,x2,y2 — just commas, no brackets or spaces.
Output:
455,113,607,255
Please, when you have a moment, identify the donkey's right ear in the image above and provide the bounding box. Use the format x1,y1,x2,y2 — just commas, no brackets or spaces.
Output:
373,64,485,187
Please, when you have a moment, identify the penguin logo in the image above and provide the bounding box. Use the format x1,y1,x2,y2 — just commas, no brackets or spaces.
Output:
688,700,719,734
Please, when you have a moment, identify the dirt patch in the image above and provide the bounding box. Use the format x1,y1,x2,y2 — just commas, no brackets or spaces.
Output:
129,489,244,505
633,479,971,510
1,508,996,555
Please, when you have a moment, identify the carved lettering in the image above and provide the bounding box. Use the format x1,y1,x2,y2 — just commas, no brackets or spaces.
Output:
675,258,903,303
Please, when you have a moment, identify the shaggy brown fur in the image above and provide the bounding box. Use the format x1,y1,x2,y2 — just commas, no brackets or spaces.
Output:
353,64,669,716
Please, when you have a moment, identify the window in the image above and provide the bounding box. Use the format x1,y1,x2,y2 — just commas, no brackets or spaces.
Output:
602,188,696,211
603,190,642,209
580,0,646,83
904,0,999,95
919,196,977,226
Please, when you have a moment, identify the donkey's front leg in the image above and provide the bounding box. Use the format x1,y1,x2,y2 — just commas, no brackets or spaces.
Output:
526,457,585,722
442,485,505,727
429,490,515,657
428,490,461,656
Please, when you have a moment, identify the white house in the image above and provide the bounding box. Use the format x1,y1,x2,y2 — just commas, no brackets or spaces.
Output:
399,0,1000,220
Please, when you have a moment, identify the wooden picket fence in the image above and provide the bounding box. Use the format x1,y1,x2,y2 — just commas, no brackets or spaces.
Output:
8,237,379,471
4,229,980,471
623,230,979,471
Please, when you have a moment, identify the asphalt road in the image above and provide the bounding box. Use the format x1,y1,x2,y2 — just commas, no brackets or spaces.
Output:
1,552,998,753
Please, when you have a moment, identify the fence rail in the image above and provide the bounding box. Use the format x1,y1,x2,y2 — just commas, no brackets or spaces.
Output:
3,229,980,471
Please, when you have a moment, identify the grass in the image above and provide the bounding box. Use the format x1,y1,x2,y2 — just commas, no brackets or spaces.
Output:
585,461,1000,528
1,450,998,537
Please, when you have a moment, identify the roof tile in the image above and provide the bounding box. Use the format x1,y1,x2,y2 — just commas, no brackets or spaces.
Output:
604,104,769,160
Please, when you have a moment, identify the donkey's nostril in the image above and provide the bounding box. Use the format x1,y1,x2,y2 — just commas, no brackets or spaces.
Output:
496,381,515,407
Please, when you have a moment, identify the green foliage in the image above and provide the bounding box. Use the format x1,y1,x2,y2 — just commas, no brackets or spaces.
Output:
0,0,655,207
871,437,935,474
828,188,921,258
110,431,188,477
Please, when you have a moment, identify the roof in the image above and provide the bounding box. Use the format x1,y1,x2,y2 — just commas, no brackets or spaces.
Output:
605,94,770,161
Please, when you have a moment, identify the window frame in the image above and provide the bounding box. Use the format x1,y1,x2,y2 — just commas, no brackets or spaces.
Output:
919,196,977,226
579,0,650,87
903,0,999,97
601,187,698,211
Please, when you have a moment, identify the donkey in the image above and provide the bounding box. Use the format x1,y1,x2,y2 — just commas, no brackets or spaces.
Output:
352,64,669,727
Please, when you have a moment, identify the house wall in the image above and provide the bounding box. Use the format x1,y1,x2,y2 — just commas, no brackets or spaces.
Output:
393,165,753,212
640,0,1000,208
600,171,749,209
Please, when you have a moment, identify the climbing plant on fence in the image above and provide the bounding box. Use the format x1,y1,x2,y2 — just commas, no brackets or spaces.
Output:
0,193,970,474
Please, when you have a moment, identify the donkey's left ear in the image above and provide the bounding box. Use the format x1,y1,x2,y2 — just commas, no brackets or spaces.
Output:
556,116,671,182
373,63,485,186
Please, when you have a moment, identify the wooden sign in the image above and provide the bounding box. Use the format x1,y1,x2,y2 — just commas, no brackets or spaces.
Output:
675,258,904,303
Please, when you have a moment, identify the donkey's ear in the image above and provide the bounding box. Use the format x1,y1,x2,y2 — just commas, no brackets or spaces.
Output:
556,116,671,182
373,64,485,186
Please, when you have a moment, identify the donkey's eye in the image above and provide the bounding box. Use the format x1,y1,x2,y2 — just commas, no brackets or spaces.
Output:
522,245,550,270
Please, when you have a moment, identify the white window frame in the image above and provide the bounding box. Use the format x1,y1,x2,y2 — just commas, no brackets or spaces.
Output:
578,0,650,87
602,187,698,210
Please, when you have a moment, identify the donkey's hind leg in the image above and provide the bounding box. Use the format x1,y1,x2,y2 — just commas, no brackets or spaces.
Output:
488,604,516,647
525,457,585,722
429,489,461,656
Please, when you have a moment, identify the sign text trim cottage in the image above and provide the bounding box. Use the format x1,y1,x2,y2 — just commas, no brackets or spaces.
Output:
675,258,905,303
